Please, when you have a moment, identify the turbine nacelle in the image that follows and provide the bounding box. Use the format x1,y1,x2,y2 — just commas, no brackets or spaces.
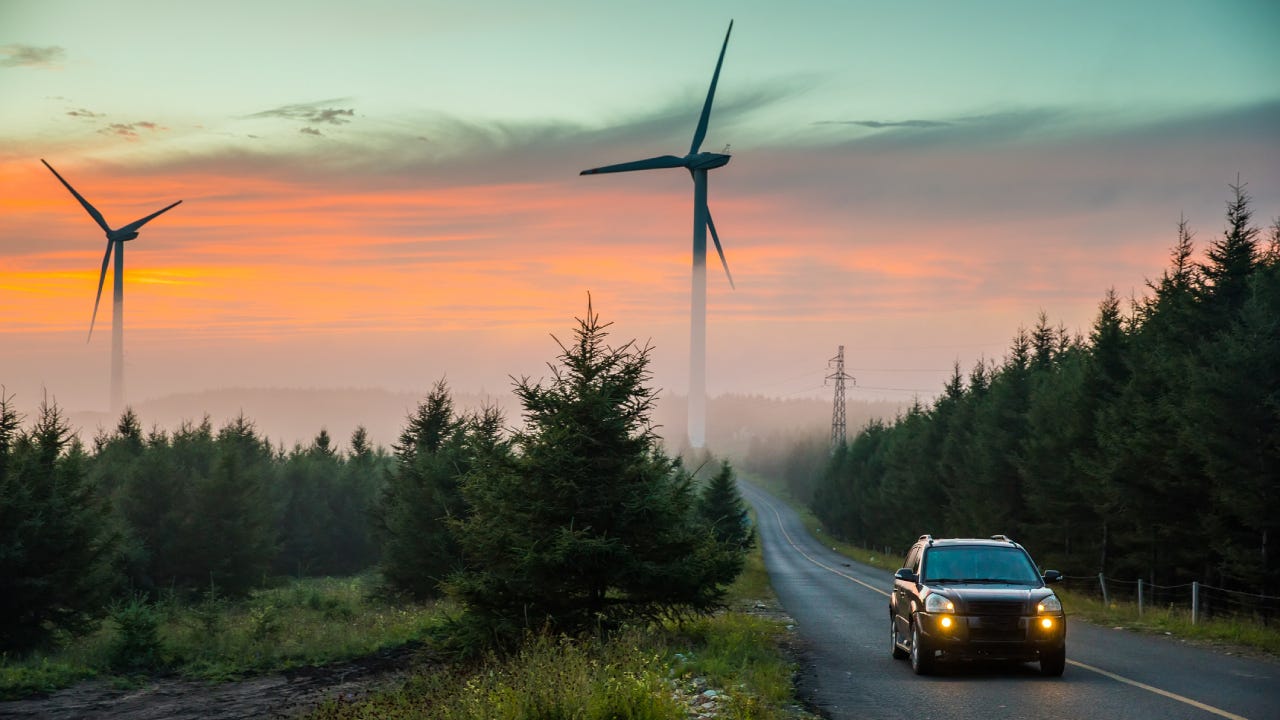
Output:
110,230,141,242
686,152,731,171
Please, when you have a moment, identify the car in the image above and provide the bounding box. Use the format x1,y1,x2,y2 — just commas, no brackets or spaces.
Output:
890,534,1066,676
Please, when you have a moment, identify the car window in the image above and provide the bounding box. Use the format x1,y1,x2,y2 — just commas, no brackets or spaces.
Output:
922,546,1040,584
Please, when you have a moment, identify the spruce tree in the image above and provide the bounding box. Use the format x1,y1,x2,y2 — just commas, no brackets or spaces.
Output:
377,381,492,599
1,397,117,652
697,461,754,553
451,302,739,640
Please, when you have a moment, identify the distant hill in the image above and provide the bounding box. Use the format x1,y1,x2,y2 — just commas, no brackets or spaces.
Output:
62,387,906,457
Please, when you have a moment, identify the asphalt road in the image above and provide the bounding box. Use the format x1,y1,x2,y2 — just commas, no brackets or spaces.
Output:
740,482,1280,720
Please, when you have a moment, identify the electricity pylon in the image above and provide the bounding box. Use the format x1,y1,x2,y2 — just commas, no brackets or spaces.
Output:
826,345,854,449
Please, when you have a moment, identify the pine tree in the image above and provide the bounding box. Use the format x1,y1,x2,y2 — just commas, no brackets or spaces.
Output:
376,381,495,598
1201,181,1259,322
697,461,754,552
183,415,278,596
0,397,117,652
450,302,738,640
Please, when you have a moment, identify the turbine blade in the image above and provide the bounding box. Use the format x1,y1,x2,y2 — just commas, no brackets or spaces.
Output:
707,208,735,289
690,20,733,155
118,199,182,234
580,155,686,175
41,159,112,234
88,240,112,342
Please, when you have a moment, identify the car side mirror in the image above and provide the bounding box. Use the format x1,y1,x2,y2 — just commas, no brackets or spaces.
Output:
894,568,917,583
1043,570,1062,584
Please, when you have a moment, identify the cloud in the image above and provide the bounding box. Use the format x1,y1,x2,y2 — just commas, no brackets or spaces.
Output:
810,108,1069,149
815,119,951,129
99,121,165,139
67,108,104,119
0,44,65,69
248,99,356,126
300,127,323,136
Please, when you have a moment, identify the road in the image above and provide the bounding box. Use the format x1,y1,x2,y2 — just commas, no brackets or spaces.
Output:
740,482,1280,720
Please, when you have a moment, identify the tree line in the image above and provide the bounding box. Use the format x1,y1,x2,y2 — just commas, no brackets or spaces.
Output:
803,186,1278,595
2,303,752,653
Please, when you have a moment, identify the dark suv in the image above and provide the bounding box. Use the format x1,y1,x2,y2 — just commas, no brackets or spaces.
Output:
890,535,1065,676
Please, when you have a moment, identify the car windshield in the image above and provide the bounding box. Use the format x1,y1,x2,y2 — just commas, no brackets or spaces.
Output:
922,546,1041,585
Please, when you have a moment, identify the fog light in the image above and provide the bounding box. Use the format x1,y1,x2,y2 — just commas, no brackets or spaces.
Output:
940,616,953,629
1041,618,1054,629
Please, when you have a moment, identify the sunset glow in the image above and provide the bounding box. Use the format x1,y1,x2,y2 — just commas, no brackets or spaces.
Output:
1,0,1277,428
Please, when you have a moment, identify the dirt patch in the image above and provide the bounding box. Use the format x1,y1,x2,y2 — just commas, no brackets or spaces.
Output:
0,644,425,720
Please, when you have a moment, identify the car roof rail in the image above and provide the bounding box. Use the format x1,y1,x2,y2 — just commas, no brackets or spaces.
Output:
919,534,934,546
990,534,1014,543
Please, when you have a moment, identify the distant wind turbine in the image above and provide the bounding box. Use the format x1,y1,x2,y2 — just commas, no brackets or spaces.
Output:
41,159,182,414
580,20,737,449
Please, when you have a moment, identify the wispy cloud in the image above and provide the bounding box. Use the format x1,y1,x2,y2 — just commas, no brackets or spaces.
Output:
815,119,950,129
248,99,356,126
99,121,164,139
0,44,65,69
812,108,1070,149
300,127,323,136
67,108,104,119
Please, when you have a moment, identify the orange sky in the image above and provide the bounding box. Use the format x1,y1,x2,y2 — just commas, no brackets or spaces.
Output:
4,0,1279,447
8,139,1259,424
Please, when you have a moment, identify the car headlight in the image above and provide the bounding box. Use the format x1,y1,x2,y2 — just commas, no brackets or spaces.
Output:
1037,595,1062,613
925,593,955,613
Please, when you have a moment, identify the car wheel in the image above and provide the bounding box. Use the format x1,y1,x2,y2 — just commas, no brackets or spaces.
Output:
1040,646,1066,677
892,616,908,659
910,616,934,675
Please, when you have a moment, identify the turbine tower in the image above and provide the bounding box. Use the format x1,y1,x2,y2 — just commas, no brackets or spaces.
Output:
42,159,182,414
581,20,736,449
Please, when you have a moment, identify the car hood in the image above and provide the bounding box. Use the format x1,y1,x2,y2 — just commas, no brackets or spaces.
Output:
931,585,1055,610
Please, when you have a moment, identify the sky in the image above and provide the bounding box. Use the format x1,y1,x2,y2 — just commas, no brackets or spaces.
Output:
2,0,1278,425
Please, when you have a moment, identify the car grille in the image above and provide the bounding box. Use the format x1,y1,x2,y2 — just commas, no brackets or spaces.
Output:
965,600,1024,616
968,615,1024,641
970,626,1025,642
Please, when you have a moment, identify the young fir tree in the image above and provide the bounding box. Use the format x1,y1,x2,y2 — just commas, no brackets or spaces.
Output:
0,397,117,652
697,460,754,554
181,414,278,596
325,425,386,575
376,381,496,599
450,302,742,641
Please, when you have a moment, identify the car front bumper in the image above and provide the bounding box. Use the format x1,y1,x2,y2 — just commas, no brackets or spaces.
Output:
917,611,1066,660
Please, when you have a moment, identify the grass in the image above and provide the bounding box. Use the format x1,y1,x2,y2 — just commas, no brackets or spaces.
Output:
1054,588,1280,655
0,575,443,699
307,529,814,720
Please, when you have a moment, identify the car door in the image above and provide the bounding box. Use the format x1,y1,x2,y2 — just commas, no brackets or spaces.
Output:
894,545,920,639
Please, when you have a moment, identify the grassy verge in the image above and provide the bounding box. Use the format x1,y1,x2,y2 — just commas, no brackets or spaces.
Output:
1054,589,1280,655
0,575,442,699
308,537,813,719
743,471,1280,657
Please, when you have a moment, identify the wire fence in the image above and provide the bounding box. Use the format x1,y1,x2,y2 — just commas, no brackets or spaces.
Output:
1060,574,1280,625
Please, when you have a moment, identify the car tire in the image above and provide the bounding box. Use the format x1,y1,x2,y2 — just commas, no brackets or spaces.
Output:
1040,646,1066,677
892,616,908,659
910,616,934,675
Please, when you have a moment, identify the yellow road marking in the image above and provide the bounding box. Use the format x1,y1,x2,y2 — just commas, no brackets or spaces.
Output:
747,488,1252,720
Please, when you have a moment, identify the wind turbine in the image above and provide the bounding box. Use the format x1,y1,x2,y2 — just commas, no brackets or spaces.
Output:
42,159,182,414
580,20,736,449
